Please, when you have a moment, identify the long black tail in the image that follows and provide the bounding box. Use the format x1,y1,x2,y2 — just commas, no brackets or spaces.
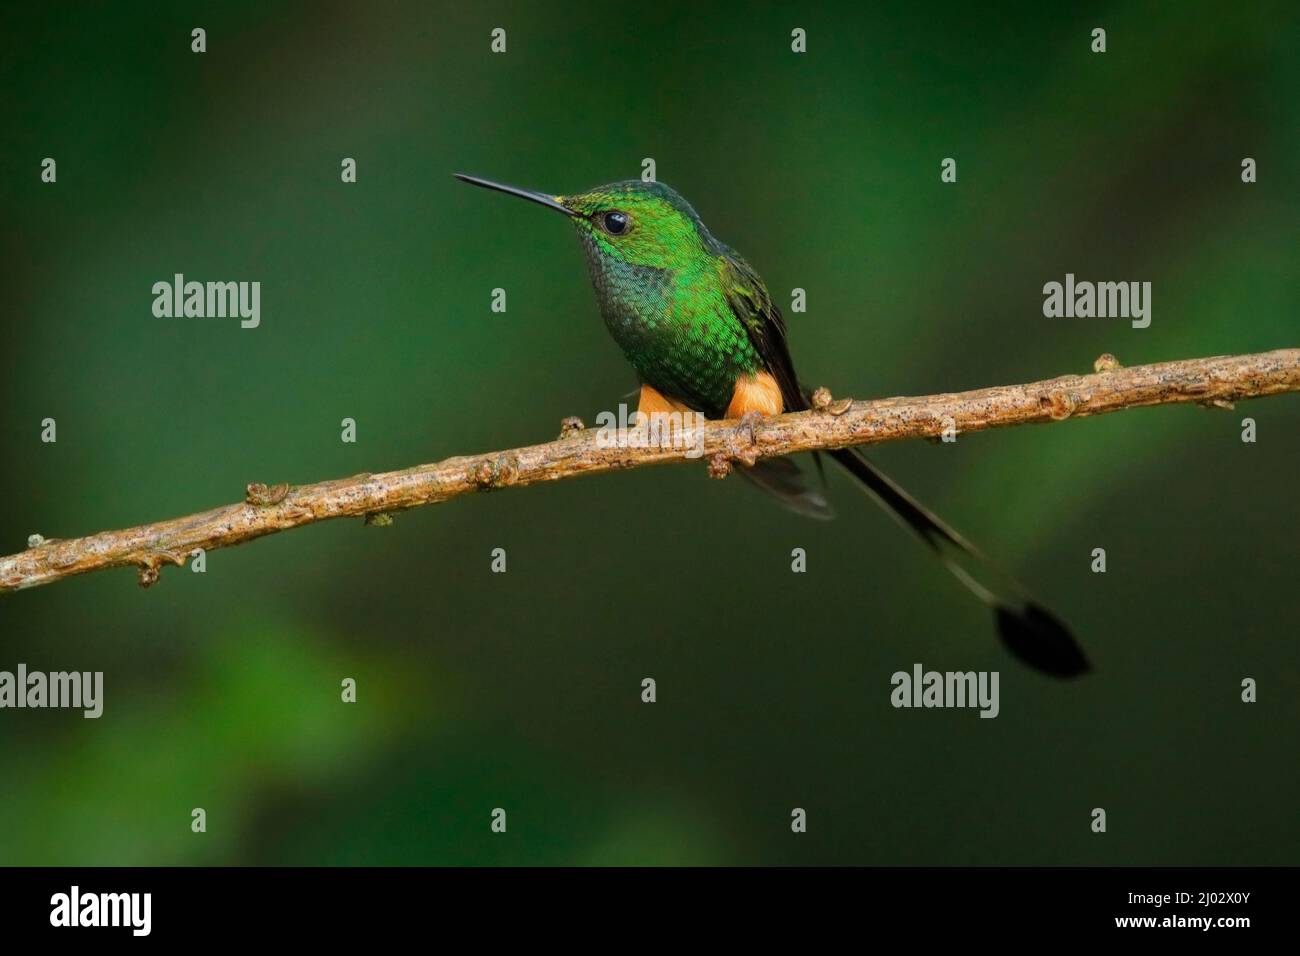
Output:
829,447,1090,678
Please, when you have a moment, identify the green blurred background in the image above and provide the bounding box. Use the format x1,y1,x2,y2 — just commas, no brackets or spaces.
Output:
1,0,1297,865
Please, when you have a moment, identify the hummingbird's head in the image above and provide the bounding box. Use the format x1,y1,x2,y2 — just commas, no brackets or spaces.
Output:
556,180,716,270
455,174,716,271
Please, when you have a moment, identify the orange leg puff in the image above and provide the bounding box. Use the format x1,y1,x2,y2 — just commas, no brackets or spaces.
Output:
637,384,695,416
724,371,784,419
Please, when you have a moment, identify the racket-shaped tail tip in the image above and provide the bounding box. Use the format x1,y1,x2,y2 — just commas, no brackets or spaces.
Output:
994,602,1091,678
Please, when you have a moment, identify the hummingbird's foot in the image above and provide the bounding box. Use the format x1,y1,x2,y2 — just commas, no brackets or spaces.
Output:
706,413,764,479
735,410,763,444
718,412,763,469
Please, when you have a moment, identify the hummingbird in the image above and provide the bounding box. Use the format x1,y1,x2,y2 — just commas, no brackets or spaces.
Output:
456,173,1089,677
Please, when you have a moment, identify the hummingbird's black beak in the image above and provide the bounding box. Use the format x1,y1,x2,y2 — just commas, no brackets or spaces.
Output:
454,173,576,217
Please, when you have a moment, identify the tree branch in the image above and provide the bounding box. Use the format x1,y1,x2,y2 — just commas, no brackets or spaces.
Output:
3,349,1296,594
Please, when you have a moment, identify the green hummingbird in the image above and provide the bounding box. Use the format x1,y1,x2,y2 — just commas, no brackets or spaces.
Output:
456,173,1089,677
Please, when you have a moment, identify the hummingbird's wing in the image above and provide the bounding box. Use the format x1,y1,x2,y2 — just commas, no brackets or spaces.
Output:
714,251,835,518
717,251,808,412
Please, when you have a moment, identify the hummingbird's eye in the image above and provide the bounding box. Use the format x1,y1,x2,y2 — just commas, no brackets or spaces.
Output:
602,211,630,235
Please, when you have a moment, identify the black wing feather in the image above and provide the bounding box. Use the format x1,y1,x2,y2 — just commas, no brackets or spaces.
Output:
718,251,808,412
